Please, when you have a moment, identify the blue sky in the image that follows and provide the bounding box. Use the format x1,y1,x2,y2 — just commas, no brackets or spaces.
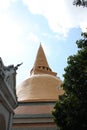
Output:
0,0,87,86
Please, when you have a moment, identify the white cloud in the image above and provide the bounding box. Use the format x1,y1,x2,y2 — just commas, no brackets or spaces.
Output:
0,0,10,10
0,0,16,10
80,22,87,32
23,0,87,36
0,0,24,57
28,32,39,43
0,13,25,57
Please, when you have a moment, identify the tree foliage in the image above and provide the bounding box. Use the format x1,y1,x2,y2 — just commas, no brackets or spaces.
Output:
73,0,87,7
52,32,87,130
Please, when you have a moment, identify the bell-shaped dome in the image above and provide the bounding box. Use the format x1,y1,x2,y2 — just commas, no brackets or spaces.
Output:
17,74,62,102
17,44,63,102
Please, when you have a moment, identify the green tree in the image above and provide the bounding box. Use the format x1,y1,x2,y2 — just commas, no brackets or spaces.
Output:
73,0,87,7
52,32,87,130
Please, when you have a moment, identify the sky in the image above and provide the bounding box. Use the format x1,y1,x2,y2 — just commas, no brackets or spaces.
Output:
0,0,87,86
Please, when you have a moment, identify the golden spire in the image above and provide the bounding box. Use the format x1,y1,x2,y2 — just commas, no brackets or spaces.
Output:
30,44,57,76
34,44,49,68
